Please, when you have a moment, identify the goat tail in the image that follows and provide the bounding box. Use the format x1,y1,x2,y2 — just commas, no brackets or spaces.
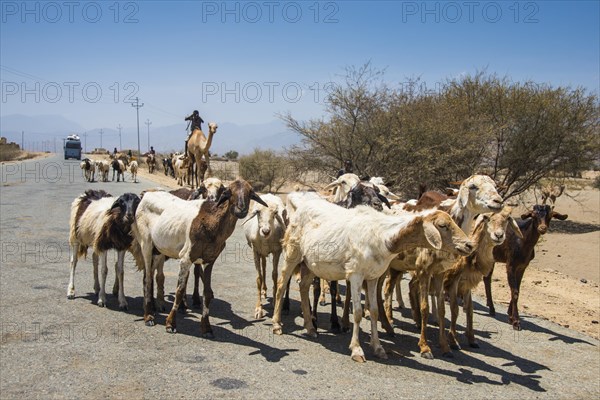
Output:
128,235,145,272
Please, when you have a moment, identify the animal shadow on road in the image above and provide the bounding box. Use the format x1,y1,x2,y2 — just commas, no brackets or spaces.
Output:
471,301,597,346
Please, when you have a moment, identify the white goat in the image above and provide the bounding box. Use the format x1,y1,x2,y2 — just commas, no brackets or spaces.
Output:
173,155,189,186
243,193,287,319
271,199,474,362
369,177,400,200
323,173,361,203
129,160,139,183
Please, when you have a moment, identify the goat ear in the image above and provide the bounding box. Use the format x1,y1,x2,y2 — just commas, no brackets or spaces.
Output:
323,179,341,191
449,180,463,187
282,209,289,226
275,212,286,229
110,198,123,211
458,186,469,208
551,211,568,220
250,191,268,207
521,211,533,220
217,189,231,206
378,193,391,208
423,221,443,250
508,217,524,239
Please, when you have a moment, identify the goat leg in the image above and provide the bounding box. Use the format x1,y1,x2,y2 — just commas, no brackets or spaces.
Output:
329,280,341,333
377,272,395,337
165,259,192,333
199,262,215,338
483,268,495,316
192,264,202,307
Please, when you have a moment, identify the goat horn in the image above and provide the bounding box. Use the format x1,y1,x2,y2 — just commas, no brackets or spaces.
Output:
242,210,259,226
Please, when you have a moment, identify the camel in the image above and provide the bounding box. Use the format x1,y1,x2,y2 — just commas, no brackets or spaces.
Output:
187,122,217,188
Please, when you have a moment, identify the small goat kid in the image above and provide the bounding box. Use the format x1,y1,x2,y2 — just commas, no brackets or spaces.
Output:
272,199,474,362
67,190,140,309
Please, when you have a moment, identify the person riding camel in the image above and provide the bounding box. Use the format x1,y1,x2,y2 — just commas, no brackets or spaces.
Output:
184,110,204,155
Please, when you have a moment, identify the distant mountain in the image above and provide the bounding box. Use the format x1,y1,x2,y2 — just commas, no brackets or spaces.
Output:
0,114,302,154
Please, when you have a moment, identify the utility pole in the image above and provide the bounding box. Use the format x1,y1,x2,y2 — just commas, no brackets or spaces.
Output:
99,129,104,149
21,131,24,149
131,97,144,157
117,124,122,151
145,119,152,151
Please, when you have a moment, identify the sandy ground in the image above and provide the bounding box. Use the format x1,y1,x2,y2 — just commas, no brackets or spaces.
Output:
88,154,600,340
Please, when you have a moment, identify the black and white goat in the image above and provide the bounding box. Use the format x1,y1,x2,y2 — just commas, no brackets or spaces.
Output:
67,190,140,309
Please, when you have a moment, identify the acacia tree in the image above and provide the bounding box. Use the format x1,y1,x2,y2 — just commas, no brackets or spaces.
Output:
281,64,599,199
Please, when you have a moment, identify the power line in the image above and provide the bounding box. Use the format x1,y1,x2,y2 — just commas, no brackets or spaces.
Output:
131,97,144,157
145,119,152,151
117,124,122,150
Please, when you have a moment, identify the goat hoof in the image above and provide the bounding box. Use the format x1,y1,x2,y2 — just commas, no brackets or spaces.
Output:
304,329,318,338
385,330,395,338
192,297,202,307
97,300,105,308
330,324,341,334
442,351,454,358
351,349,366,363
273,327,283,335
201,331,214,339
488,309,496,316
254,309,265,320
374,347,388,359
166,327,176,334
145,320,155,327
421,352,434,360
450,343,461,351
341,326,350,334
67,294,74,300
119,305,128,311
469,342,480,349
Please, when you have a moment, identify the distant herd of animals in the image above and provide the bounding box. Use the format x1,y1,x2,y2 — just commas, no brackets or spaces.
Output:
67,158,569,362
78,121,218,186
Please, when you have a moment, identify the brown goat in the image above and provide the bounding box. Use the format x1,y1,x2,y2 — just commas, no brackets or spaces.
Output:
133,179,267,335
442,207,522,352
484,204,568,330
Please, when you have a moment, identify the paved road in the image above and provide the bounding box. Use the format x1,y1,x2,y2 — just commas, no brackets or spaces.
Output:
1,155,599,399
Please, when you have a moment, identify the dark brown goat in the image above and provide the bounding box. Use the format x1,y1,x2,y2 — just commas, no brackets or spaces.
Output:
134,179,267,335
484,204,568,330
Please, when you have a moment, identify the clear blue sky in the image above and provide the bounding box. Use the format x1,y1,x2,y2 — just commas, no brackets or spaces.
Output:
1,0,598,131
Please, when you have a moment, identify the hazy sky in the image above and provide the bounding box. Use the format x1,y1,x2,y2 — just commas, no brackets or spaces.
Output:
1,0,598,131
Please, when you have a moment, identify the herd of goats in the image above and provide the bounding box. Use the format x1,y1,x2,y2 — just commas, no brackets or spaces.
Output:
69,156,569,362
79,150,206,188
